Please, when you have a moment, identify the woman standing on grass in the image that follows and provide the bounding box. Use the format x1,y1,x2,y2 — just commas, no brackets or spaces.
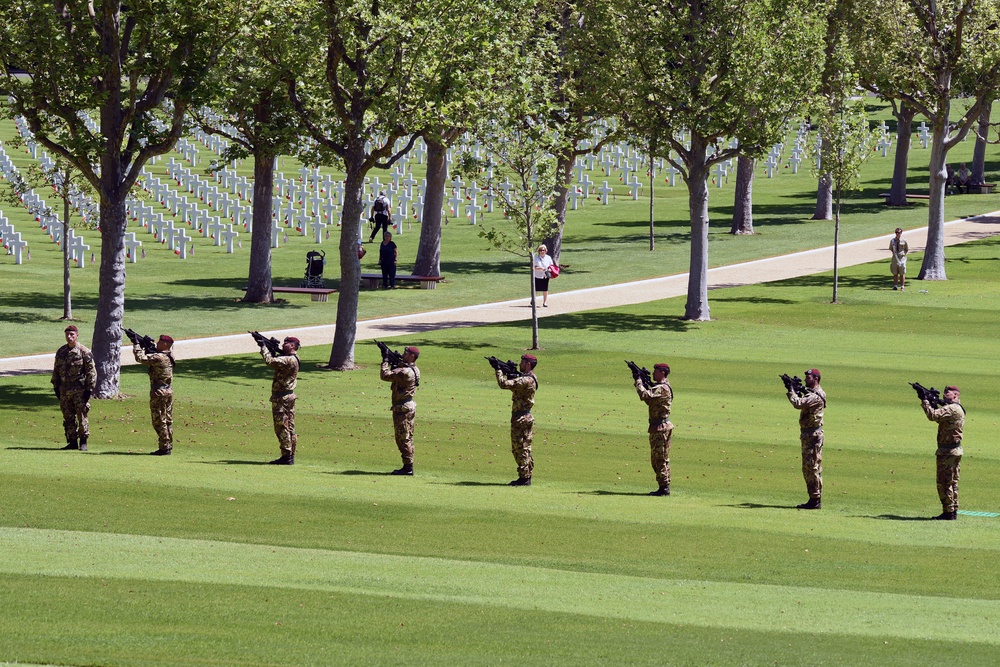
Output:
532,244,554,307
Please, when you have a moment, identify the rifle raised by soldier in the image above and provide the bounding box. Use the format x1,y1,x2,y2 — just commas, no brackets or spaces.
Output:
626,360,653,389
249,331,283,357
486,356,523,378
124,328,157,354
780,373,807,397
375,340,404,368
910,382,944,408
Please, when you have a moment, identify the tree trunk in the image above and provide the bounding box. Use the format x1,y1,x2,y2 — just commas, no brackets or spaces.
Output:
529,252,539,350
971,99,991,185
813,171,833,220
832,187,841,303
888,103,915,206
244,152,275,303
62,182,72,320
413,136,447,276
92,190,128,398
648,148,655,251
327,154,365,369
730,155,755,234
541,147,574,264
683,137,711,321
918,117,950,280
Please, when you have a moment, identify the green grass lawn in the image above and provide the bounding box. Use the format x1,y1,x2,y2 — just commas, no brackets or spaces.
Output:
1,234,999,665
4,100,1000,357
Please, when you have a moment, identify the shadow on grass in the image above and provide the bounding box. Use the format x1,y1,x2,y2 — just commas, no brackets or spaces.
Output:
0,291,309,314
336,469,394,476
444,480,512,487
769,273,890,290
579,489,657,497
173,355,331,383
6,446,67,451
728,502,800,510
0,384,57,412
711,296,798,305
99,451,152,456
869,514,936,522
203,459,273,466
540,312,697,333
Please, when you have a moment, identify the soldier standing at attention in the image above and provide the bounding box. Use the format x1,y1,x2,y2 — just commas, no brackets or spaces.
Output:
497,354,538,486
921,385,965,520
52,325,96,451
258,336,300,465
381,345,420,475
133,334,176,455
787,368,826,509
635,363,673,496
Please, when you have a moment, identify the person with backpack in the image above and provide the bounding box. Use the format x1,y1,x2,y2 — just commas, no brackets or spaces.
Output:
368,191,392,242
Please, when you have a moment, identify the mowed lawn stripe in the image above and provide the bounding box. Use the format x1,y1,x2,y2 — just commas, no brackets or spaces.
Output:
3,527,1000,645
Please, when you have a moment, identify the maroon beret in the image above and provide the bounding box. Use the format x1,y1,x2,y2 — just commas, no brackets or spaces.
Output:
405,346,420,358
945,385,960,393
159,335,174,346
805,368,821,379
522,354,537,363
284,337,301,347
64,325,78,333
653,363,670,372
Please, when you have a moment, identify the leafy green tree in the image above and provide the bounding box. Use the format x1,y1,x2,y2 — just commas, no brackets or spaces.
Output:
191,0,306,303
457,122,560,350
610,0,827,320
411,0,533,278
0,0,235,397
286,0,489,369
861,0,1000,280
1,147,97,321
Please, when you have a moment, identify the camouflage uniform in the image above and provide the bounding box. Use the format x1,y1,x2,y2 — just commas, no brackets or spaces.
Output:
788,385,826,501
51,343,97,443
134,345,174,452
923,399,965,513
497,369,537,479
381,361,420,465
636,378,673,488
262,347,299,457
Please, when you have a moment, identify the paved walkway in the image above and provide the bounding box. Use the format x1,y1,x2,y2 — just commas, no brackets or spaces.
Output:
4,212,1000,376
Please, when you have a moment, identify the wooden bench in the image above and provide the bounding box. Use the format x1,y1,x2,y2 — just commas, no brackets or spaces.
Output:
360,273,444,289
879,193,931,205
243,286,337,302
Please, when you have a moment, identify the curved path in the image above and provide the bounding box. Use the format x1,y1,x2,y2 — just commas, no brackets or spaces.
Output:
4,212,1000,376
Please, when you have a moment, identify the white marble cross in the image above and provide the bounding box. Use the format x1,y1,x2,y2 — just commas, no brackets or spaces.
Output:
5,230,27,264
597,181,614,204
220,224,239,253
67,230,88,268
626,174,642,199
664,164,680,187
174,228,192,259
124,232,142,263
466,201,481,225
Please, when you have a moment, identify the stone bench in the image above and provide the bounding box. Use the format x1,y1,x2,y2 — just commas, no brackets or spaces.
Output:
243,286,337,302
879,193,931,205
360,273,444,289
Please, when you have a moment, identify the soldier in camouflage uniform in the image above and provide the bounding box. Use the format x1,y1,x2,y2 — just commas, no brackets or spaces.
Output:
381,346,420,475
258,336,300,465
496,354,538,486
921,385,965,520
635,363,673,496
51,325,97,451
133,334,176,455
787,368,826,509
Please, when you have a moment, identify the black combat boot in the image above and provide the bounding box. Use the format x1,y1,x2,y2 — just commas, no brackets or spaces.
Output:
61,437,79,451
796,498,821,510
933,511,957,520
269,454,294,465
150,448,172,456
649,485,670,496
391,463,414,476
508,477,531,486
78,436,88,452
